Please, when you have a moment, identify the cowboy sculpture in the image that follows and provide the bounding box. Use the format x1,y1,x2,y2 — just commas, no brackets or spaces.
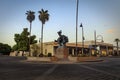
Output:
55,30,68,46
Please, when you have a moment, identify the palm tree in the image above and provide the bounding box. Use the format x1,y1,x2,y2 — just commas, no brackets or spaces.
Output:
114,38,120,55
26,10,35,56
38,9,49,55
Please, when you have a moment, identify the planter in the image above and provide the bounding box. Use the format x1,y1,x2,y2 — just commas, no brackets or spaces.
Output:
9,52,16,56
18,51,23,56
23,51,29,56
97,55,100,57
27,57,51,62
68,56,77,62
50,56,58,61
77,56,99,62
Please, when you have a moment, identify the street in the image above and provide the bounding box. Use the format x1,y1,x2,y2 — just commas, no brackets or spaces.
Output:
0,56,120,80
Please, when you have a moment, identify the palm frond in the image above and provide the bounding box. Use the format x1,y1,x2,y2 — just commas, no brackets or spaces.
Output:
38,9,49,24
26,10,35,23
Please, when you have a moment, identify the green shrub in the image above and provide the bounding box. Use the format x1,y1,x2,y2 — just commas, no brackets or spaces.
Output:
80,54,87,57
39,54,43,57
48,53,52,57
0,43,11,55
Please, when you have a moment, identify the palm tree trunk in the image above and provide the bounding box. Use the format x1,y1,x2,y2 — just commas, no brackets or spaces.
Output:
29,22,32,56
41,23,43,55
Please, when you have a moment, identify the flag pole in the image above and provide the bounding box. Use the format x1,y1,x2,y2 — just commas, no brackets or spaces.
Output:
75,0,79,56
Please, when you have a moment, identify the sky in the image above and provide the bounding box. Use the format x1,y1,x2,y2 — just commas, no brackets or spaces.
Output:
0,0,120,47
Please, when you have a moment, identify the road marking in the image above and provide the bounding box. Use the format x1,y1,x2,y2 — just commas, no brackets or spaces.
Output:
43,64,58,75
35,64,58,80
79,64,120,79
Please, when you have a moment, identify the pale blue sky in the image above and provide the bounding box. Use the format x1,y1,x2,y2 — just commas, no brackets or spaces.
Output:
0,0,120,47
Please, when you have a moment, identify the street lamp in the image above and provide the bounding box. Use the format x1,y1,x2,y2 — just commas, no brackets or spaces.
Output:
80,23,84,54
94,30,104,55
39,38,41,43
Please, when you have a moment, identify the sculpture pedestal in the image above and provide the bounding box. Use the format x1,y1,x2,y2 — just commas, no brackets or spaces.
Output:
55,46,69,59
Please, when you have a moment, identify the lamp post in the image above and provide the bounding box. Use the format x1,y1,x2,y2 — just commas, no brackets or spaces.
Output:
94,30,104,55
94,30,97,53
96,35,104,55
96,35,104,43
80,23,84,54
39,38,41,43
39,38,41,55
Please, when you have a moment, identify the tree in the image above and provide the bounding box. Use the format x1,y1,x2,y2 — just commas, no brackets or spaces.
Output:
13,28,37,52
14,34,20,50
26,10,35,55
19,28,29,51
0,43,11,55
12,45,18,51
114,38,120,55
31,44,40,57
38,9,49,54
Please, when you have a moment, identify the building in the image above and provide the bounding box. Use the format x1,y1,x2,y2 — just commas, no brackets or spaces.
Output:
84,41,113,56
113,46,120,55
31,40,114,56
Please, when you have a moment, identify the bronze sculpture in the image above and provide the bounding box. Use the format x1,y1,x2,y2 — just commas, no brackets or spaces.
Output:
55,30,68,46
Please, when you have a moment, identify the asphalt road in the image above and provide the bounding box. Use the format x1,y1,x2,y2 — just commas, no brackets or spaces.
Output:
0,56,120,80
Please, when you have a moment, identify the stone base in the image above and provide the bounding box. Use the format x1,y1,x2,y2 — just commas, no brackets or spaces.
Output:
55,46,69,59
